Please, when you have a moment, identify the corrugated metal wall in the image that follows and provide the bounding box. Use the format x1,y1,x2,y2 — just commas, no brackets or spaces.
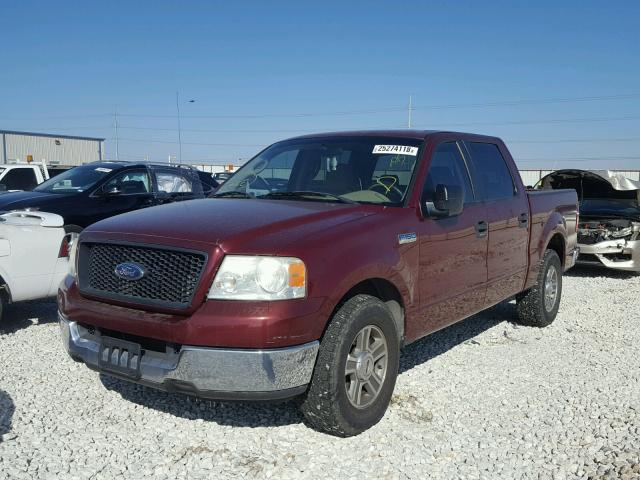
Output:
1,133,103,166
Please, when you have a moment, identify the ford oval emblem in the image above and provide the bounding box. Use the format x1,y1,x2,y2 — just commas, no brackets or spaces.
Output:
114,262,146,281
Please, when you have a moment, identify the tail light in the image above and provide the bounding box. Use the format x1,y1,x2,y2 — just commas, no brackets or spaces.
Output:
59,236,70,258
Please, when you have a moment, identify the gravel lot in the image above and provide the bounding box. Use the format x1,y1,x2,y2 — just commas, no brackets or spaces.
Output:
1,267,639,480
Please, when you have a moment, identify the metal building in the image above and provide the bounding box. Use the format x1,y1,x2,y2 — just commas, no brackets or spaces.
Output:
0,130,104,166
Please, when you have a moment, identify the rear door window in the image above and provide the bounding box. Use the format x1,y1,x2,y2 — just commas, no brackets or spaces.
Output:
466,142,515,200
155,169,194,193
423,142,474,204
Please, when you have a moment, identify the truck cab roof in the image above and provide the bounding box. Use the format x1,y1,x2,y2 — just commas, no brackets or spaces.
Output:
287,129,501,142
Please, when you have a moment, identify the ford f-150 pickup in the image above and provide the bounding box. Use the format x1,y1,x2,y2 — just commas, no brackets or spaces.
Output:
58,130,579,436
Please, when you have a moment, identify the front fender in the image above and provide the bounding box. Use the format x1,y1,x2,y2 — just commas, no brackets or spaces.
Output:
306,244,418,343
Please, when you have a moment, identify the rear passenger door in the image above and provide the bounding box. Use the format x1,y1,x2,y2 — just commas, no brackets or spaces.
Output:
464,141,529,305
416,141,488,335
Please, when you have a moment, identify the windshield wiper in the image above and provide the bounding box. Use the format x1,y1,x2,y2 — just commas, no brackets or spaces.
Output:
211,190,252,198
261,191,358,204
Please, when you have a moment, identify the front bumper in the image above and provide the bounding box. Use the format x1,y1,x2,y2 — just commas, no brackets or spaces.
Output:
59,314,319,401
577,239,640,272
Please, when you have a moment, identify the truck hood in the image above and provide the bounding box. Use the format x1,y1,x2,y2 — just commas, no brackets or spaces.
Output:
85,198,378,254
0,190,76,210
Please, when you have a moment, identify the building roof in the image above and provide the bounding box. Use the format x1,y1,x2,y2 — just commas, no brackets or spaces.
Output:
0,129,105,142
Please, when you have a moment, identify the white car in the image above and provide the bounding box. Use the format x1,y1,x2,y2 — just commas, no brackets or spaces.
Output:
0,211,69,320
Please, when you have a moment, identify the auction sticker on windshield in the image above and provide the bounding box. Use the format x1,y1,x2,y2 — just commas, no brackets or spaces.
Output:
372,145,418,156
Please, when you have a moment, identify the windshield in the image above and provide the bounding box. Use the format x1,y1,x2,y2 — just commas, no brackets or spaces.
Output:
215,136,423,205
34,165,116,194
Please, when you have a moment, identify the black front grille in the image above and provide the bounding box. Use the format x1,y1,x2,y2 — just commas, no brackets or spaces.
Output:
78,243,207,309
577,234,597,245
577,253,601,264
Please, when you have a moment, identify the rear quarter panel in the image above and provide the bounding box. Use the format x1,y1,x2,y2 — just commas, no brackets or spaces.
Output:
525,189,579,289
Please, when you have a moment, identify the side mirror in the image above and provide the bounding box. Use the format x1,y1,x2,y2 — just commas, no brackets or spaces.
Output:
424,184,464,218
100,184,122,196
0,184,6,192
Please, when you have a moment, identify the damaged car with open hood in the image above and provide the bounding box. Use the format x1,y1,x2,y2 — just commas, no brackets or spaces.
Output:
538,169,640,272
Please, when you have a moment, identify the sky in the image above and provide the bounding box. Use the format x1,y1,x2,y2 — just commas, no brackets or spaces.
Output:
1,0,639,170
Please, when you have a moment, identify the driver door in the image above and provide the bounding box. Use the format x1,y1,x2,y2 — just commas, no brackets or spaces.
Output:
415,141,488,336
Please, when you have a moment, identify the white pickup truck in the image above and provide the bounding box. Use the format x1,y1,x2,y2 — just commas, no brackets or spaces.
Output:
0,211,69,321
0,162,50,192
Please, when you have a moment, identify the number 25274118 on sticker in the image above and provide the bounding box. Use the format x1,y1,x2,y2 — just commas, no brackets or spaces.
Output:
372,145,419,156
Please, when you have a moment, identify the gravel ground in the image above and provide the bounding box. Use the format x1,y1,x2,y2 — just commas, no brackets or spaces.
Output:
1,267,639,479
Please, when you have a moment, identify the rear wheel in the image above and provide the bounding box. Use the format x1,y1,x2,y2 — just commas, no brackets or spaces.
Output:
300,294,399,437
515,249,562,327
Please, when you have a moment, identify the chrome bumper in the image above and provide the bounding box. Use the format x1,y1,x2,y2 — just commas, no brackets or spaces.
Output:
577,239,640,272
566,247,580,270
59,314,319,400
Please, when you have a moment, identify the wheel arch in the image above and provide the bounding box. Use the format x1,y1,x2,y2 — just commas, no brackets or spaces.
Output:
326,277,405,344
546,232,566,267
0,272,12,304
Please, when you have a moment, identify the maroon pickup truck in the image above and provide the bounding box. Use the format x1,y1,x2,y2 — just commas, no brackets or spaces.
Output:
59,130,578,436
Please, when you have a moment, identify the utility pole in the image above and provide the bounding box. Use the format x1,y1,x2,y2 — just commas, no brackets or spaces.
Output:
176,91,183,164
407,95,413,128
114,108,120,161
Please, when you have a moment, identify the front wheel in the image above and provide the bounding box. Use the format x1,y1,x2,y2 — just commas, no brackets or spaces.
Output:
515,249,562,327
300,294,399,437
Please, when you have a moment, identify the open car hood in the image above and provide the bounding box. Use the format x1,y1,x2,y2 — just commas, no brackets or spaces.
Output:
538,169,639,201
538,169,640,220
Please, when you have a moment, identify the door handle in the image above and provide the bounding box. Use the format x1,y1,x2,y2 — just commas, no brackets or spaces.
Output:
518,213,529,228
475,220,488,238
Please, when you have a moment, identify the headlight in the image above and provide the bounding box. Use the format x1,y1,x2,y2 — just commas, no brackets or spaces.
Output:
208,255,306,300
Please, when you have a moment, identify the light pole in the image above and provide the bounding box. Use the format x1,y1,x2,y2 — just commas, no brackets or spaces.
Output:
113,107,120,161
176,92,195,164
176,92,182,164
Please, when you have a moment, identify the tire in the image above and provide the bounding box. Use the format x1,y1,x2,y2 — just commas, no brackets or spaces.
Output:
515,249,562,327
300,294,400,437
